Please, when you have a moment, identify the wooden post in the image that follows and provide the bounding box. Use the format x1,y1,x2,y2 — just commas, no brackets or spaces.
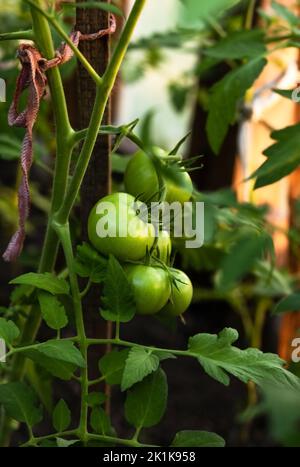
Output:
76,1,112,379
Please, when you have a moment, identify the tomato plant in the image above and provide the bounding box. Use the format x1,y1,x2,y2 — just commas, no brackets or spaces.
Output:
1,0,300,452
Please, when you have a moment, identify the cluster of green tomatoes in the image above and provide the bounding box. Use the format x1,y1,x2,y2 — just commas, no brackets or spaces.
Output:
88,149,194,318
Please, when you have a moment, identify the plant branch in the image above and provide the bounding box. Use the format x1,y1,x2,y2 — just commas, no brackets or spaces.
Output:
55,0,147,224
0,0,74,447
52,221,89,442
0,30,34,41
245,0,256,30
23,0,102,84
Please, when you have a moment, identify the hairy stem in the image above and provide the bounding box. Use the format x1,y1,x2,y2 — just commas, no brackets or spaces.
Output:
0,30,34,41
52,221,89,442
55,0,147,224
0,0,73,447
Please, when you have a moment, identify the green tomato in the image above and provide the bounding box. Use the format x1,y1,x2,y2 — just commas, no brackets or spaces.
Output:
88,192,155,262
124,264,171,315
161,268,193,317
124,150,193,204
153,230,172,264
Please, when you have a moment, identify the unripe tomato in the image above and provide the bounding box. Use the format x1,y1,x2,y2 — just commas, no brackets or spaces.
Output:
88,193,155,262
124,151,193,205
124,264,171,315
153,230,172,264
161,268,193,316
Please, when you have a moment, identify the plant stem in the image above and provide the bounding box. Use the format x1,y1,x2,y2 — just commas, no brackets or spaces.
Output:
0,30,34,41
88,375,106,387
1,0,73,447
24,0,101,84
52,221,89,442
115,321,121,340
55,0,147,224
245,0,256,30
2,0,147,447
80,278,92,299
22,429,156,448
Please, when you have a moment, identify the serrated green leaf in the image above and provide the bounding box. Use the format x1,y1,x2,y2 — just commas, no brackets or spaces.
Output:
53,399,71,432
251,124,300,189
188,328,300,389
74,243,107,283
23,349,76,381
125,369,168,429
0,317,19,345
85,392,107,407
205,30,266,60
217,232,269,291
273,294,300,315
36,340,85,368
0,382,42,427
90,406,111,435
206,58,267,154
172,430,225,447
101,256,136,323
121,347,160,391
10,273,69,295
98,349,129,385
38,291,68,330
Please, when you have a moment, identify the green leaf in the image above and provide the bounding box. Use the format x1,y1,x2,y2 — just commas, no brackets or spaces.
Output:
273,89,294,100
180,0,241,25
56,438,78,448
101,256,136,323
0,134,21,160
10,272,69,295
217,232,268,291
90,406,111,435
188,327,300,389
125,369,168,429
53,399,71,432
205,30,266,60
261,383,300,444
74,243,107,283
98,349,129,385
206,58,267,154
23,349,76,381
0,382,42,427
85,392,107,407
26,360,52,413
172,430,225,447
271,0,299,26
251,124,300,189
36,340,85,368
121,347,160,391
38,291,68,330
61,1,123,17
273,294,300,315
0,317,19,345
169,83,190,113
